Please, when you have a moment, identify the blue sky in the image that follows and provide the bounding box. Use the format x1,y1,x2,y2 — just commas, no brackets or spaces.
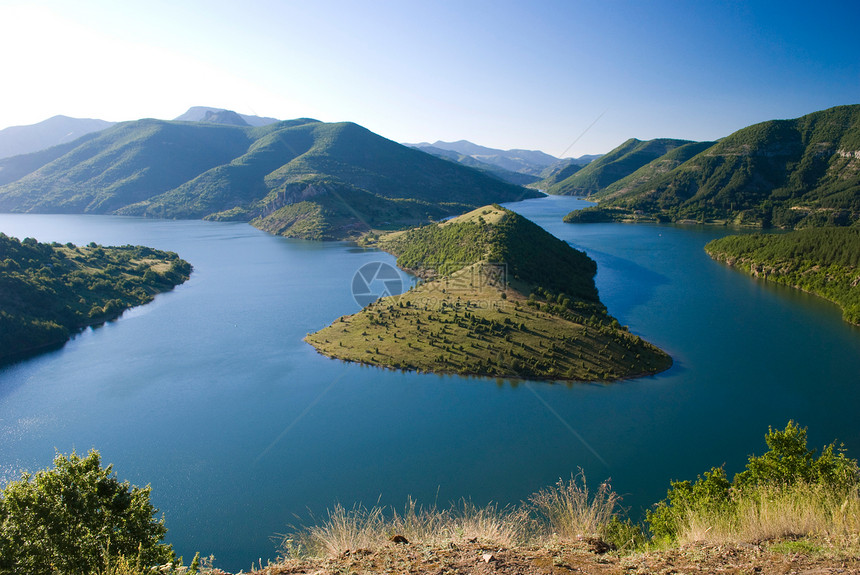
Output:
1,0,858,156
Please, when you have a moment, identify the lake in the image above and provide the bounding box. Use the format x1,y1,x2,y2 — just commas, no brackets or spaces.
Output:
1,196,858,572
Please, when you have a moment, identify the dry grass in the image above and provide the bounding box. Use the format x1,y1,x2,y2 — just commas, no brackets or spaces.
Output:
678,484,860,554
281,473,621,559
282,498,530,559
528,472,621,541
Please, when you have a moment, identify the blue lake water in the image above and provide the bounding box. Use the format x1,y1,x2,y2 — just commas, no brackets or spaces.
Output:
1,196,858,572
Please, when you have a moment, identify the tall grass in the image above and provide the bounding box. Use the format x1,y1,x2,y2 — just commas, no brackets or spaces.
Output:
281,472,621,559
529,472,621,540
678,483,860,552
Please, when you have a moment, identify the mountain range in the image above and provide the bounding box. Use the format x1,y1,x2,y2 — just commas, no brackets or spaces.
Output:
406,140,598,187
0,115,540,240
0,116,115,160
562,105,860,228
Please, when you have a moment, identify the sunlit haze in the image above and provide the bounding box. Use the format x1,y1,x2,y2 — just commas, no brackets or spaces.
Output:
1,0,858,156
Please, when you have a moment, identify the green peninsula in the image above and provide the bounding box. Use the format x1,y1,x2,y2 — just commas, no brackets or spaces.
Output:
0,233,191,363
306,206,671,381
705,227,860,325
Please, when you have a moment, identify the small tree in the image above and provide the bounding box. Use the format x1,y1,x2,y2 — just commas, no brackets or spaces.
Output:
0,450,173,574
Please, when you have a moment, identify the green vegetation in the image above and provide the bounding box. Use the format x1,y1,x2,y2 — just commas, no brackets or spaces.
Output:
646,422,860,548
562,205,668,224
0,118,539,240
284,422,860,562
704,227,860,324
563,105,860,227
0,450,174,575
598,141,717,200
542,138,696,196
6,424,859,572
0,233,191,363
307,206,671,381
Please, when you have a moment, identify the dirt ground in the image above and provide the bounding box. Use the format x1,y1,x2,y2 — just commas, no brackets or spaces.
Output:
229,539,860,575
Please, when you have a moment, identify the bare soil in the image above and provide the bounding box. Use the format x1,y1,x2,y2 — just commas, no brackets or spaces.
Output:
234,539,860,575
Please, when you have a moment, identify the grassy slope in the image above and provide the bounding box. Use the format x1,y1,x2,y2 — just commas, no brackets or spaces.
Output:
591,105,860,227
543,138,696,196
306,206,671,381
0,233,191,363
705,227,860,324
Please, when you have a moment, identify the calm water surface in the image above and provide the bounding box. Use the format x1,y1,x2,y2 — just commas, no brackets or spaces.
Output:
1,198,858,571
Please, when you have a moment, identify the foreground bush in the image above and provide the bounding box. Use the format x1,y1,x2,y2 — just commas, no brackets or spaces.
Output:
647,421,860,546
0,450,174,575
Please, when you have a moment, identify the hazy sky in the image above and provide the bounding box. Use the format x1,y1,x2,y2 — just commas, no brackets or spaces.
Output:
1,0,858,157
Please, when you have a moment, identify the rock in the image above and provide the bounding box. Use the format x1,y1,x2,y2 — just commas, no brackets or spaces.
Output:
390,534,409,544
482,553,495,563
586,537,616,554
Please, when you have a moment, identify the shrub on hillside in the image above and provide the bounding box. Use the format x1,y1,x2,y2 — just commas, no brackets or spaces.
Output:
0,450,174,575
647,421,860,543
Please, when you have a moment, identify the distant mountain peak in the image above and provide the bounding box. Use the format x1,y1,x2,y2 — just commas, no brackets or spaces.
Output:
174,106,279,127
200,109,249,127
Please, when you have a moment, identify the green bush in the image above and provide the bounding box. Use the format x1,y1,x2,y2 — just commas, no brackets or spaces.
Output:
0,450,174,575
646,421,860,543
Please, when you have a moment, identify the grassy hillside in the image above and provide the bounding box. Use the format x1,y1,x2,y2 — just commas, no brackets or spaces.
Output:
585,105,860,227
0,233,191,363
705,227,860,324
307,205,671,381
543,138,696,195
0,132,104,186
0,118,539,239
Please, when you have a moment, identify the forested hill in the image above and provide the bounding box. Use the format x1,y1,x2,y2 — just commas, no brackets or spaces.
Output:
378,205,601,306
565,105,860,227
705,227,860,325
0,233,191,363
0,117,539,240
307,205,672,381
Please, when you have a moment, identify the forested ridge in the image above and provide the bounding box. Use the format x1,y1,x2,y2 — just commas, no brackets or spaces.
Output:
0,233,191,362
705,227,860,324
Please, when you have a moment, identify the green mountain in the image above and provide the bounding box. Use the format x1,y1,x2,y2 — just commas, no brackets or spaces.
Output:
307,205,672,381
579,105,860,227
0,118,539,240
0,233,191,364
542,138,696,195
598,141,717,200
